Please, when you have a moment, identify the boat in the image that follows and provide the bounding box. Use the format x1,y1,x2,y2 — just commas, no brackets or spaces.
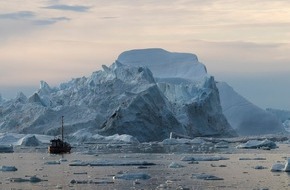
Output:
48,116,71,154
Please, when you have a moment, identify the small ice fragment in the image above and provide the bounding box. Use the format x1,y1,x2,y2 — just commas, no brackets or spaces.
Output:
44,160,60,165
284,158,290,172
271,163,285,172
253,165,267,170
181,155,228,161
59,158,67,162
168,162,185,168
192,173,223,180
29,176,42,183
0,165,17,172
113,173,151,180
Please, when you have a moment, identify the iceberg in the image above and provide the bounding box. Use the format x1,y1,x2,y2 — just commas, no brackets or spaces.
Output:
217,82,285,136
0,48,236,142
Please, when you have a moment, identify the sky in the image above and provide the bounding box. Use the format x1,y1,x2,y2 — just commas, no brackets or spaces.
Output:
0,0,290,110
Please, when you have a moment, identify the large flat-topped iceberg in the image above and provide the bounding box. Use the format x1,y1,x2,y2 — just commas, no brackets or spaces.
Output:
118,48,235,138
118,48,207,80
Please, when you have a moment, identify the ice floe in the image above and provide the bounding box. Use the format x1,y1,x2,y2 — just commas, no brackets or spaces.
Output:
113,173,151,180
271,163,285,172
70,179,114,184
44,160,60,165
69,160,156,167
236,139,277,149
192,173,223,180
0,165,17,172
253,165,267,170
271,158,290,172
168,162,185,168
0,144,13,153
181,155,229,162
8,176,45,183
162,138,206,145
239,157,266,161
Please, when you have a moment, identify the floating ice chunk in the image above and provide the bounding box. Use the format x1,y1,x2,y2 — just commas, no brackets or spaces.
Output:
73,172,88,175
29,176,42,183
271,158,290,172
236,139,277,149
69,160,156,167
192,173,223,180
9,178,30,182
284,158,290,172
59,158,67,162
162,138,191,145
0,165,17,172
69,160,88,166
16,135,42,146
70,179,114,184
8,176,44,183
214,142,229,148
168,162,185,168
211,164,227,167
0,145,14,153
162,138,206,145
271,163,285,172
239,157,266,161
44,160,60,165
113,173,151,180
253,165,267,170
181,155,229,162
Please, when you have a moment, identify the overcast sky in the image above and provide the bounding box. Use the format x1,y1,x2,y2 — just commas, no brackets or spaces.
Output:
1,0,290,110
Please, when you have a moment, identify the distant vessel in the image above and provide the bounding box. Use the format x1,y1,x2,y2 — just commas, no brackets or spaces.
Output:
48,116,71,154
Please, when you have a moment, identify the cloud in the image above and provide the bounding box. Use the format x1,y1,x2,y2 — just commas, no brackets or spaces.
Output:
43,4,90,12
0,11,35,20
33,17,70,25
100,16,119,20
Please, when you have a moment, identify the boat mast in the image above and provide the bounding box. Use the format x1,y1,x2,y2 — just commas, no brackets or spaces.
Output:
61,116,64,143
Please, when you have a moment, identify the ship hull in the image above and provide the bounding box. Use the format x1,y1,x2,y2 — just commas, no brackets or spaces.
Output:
48,146,71,154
